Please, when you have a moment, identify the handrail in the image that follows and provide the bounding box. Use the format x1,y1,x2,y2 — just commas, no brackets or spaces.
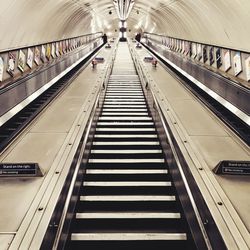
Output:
128,40,213,249
51,44,116,249
102,40,119,88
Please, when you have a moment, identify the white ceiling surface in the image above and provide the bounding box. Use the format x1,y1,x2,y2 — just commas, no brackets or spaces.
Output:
0,0,118,51
0,0,250,52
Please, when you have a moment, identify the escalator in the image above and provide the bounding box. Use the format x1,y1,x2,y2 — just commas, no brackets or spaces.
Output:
65,43,197,250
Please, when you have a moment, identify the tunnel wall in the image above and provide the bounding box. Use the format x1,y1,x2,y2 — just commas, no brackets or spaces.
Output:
0,1,117,52
130,0,250,52
144,35,250,116
0,33,102,88
0,37,102,117
143,33,250,89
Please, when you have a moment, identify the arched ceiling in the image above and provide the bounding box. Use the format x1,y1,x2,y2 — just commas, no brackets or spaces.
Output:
0,0,250,52
129,0,250,51
0,0,118,51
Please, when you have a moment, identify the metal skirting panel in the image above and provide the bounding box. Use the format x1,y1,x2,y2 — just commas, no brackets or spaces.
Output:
147,42,250,116
0,43,100,117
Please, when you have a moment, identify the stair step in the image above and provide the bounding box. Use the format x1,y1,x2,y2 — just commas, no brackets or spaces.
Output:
76,201,179,213
104,99,145,101
83,181,171,186
81,186,175,195
103,105,147,108
107,85,141,87
94,134,157,138
103,107,147,110
105,93,144,96
101,112,149,116
76,212,181,219
71,233,186,241
90,149,161,154
104,102,146,104
105,97,145,100
80,195,176,201
92,141,159,145
87,163,166,170
96,128,155,131
84,174,170,182
106,91,143,93
97,122,154,126
99,117,152,120
86,169,167,174
102,109,147,112
88,159,165,163
106,88,142,91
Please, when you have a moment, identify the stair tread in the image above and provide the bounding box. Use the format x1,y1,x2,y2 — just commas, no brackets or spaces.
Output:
76,212,181,219
83,181,171,186
80,195,176,201
71,233,187,241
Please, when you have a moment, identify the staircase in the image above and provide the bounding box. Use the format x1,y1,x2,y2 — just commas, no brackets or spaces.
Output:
66,43,196,250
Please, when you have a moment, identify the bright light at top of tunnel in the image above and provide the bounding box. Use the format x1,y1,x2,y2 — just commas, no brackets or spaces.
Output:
113,0,135,21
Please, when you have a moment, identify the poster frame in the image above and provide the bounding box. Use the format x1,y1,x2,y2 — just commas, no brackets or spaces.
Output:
18,50,26,72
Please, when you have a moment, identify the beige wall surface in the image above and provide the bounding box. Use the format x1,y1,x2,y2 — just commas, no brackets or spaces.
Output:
0,0,118,51
129,0,250,52
0,0,249,52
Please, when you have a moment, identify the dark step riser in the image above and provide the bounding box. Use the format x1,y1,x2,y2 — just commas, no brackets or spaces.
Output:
80,186,175,195
71,219,187,232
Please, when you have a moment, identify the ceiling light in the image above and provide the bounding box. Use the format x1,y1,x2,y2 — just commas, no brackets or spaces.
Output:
113,0,135,21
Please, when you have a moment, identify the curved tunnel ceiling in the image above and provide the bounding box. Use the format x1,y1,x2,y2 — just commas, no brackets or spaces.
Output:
0,0,250,52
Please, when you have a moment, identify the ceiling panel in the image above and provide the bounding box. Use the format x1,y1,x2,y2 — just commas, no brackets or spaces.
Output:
0,0,249,51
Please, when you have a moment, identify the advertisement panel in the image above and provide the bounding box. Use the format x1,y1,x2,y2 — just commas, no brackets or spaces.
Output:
197,44,202,61
245,56,250,81
63,40,66,53
66,40,69,52
27,48,34,68
203,46,208,63
51,43,56,58
41,45,46,62
182,41,185,53
233,52,242,76
224,50,231,72
189,42,192,57
34,47,40,65
177,40,180,52
185,41,190,55
209,47,214,65
18,50,26,72
59,41,63,55
46,44,51,60
0,57,4,82
166,37,169,48
192,43,197,59
216,48,222,68
56,42,60,56
7,52,16,77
